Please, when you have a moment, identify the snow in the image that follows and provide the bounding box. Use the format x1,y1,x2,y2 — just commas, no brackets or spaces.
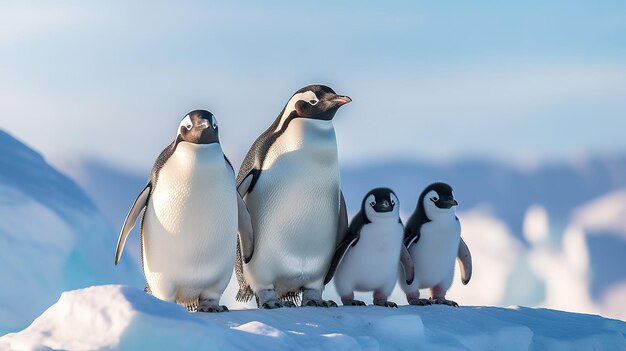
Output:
0,130,141,334
1,285,624,351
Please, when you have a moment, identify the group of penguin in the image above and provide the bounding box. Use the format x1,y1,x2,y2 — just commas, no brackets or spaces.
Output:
114,84,472,312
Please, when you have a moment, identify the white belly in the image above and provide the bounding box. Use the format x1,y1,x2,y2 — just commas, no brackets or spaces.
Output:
142,143,237,302
410,220,460,288
244,120,340,293
335,220,404,292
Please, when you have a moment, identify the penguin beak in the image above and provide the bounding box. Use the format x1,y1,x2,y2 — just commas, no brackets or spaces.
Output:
329,95,352,106
196,119,211,130
435,198,458,209
373,200,393,213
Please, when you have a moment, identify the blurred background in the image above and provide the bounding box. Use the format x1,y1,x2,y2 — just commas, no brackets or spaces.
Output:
1,0,625,332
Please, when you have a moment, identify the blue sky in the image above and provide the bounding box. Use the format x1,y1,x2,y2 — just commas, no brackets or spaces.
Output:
1,1,625,172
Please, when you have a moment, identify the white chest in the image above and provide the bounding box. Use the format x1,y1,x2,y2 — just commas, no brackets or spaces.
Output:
143,143,238,280
244,120,340,282
336,220,404,291
410,218,461,287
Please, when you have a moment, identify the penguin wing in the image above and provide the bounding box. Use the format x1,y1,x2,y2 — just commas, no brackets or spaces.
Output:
457,237,472,285
399,244,415,285
237,192,254,263
324,211,365,285
403,221,423,249
236,134,269,196
336,191,349,245
115,183,151,265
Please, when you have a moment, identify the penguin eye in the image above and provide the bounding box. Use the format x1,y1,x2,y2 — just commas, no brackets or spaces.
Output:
309,99,318,105
369,201,376,207
391,199,396,206
185,123,193,131
212,122,217,129
430,197,439,202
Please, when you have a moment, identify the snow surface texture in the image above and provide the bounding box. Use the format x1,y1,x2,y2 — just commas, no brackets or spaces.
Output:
0,130,141,334
58,156,626,320
1,285,625,351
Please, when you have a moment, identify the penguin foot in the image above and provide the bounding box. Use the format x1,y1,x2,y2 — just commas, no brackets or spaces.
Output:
408,298,432,306
373,300,398,308
283,300,297,308
302,299,338,308
430,297,459,307
343,300,366,306
261,300,294,309
197,304,229,313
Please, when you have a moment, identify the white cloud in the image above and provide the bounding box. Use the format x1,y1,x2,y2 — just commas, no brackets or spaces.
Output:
0,3,89,46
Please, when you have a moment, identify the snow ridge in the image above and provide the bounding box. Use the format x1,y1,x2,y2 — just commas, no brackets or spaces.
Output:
2,285,624,351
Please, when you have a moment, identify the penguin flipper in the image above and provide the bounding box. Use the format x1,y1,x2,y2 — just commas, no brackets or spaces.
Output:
237,192,254,263
403,223,421,249
457,238,472,285
323,230,358,285
237,169,261,197
336,191,348,245
400,245,415,285
115,183,151,265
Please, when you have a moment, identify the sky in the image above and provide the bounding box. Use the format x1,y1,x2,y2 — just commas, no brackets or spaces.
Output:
1,1,626,172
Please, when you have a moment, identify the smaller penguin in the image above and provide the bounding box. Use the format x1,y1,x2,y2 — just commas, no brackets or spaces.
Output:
400,182,472,307
114,110,254,313
325,188,414,307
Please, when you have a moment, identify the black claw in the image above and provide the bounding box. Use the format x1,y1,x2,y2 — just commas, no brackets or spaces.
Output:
409,299,432,306
261,302,283,309
431,298,459,307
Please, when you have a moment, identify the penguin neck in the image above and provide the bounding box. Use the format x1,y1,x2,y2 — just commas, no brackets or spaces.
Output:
175,142,224,164
367,215,399,224
278,118,337,151
425,207,456,222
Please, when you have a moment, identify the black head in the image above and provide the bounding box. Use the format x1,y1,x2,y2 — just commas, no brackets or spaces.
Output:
362,187,399,222
273,84,351,131
416,182,458,219
292,85,351,120
173,110,219,150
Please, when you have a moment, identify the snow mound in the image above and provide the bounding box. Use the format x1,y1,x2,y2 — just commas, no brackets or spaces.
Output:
2,285,624,351
0,130,141,334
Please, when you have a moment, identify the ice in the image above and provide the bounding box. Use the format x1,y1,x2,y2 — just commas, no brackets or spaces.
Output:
0,130,141,334
2,285,624,350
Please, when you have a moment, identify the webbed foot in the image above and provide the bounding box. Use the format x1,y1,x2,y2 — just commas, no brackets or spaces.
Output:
430,297,459,307
302,299,338,307
197,304,229,313
261,300,295,309
373,300,398,308
408,298,432,306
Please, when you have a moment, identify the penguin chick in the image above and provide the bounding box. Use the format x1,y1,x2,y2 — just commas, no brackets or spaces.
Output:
399,182,472,307
325,188,414,307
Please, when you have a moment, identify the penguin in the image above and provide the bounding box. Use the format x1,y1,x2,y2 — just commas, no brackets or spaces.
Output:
114,110,254,312
235,84,351,309
399,182,472,307
324,188,414,307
